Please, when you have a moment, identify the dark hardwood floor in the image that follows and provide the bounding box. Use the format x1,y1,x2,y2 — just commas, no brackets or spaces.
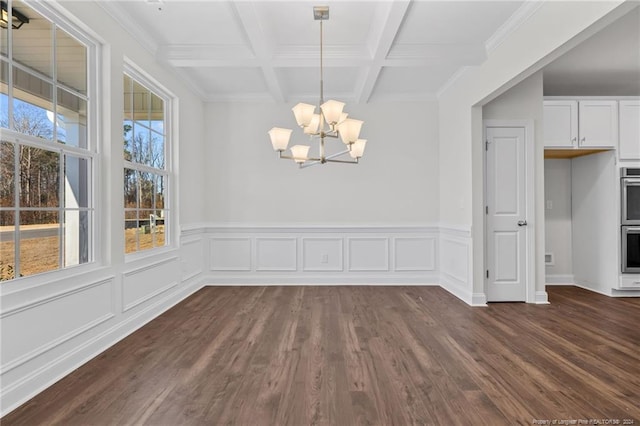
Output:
3,286,640,425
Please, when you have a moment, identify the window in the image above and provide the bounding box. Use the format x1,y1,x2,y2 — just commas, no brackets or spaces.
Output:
123,69,170,254
0,1,96,281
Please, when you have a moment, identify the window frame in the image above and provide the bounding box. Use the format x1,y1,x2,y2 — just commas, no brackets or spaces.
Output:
0,0,100,283
122,61,173,257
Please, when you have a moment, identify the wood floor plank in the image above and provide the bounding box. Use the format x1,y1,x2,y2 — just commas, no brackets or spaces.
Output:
3,285,640,425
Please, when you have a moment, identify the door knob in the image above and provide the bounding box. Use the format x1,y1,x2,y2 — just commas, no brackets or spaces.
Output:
517,220,528,226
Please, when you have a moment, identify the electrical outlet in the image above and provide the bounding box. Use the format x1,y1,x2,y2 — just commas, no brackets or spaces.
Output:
321,254,329,264
546,200,553,210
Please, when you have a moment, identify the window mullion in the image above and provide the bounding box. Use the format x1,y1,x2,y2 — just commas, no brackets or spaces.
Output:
13,141,20,278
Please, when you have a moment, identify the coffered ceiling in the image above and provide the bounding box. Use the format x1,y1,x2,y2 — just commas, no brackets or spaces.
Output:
97,0,534,103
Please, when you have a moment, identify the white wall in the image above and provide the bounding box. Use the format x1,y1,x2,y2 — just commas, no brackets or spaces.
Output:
571,152,618,295
544,159,573,281
438,1,628,304
204,101,439,225
0,1,207,416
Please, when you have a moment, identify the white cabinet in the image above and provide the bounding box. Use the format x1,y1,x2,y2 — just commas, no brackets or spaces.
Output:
619,100,640,160
544,100,618,149
544,101,578,148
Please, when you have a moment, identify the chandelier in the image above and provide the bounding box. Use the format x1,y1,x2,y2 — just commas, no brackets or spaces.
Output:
268,6,366,168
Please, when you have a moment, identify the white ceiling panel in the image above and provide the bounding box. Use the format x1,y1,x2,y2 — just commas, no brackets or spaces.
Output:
370,65,459,101
394,1,524,45
113,1,248,46
254,1,377,47
183,67,268,98
92,1,639,103
277,66,362,101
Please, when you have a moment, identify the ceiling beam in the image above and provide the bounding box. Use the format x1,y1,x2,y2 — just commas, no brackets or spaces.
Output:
355,0,411,103
231,2,285,103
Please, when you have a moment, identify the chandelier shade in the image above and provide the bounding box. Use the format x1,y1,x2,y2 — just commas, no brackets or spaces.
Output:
267,6,367,169
268,127,292,151
349,139,367,158
337,118,363,145
320,100,345,125
304,114,321,135
290,145,310,163
292,103,315,127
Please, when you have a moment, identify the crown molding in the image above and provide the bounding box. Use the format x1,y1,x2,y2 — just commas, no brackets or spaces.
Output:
159,44,257,67
97,1,159,55
204,92,277,103
485,0,545,54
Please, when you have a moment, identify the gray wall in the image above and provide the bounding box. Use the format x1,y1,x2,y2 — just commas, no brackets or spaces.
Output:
204,101,440,225
544,159,573,280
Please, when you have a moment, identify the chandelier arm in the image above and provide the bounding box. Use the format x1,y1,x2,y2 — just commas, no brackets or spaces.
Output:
299,160,322,169
279,152,322,162
323,147,352,161
325,158,359,164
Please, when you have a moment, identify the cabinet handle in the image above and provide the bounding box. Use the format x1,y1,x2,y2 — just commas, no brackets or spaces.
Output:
581,137,585,143
572,137,577,143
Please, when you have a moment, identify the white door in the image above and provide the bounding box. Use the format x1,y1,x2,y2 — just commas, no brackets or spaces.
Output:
486,126,528,302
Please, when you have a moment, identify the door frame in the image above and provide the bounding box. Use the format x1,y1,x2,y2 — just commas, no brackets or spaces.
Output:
483,119,536,303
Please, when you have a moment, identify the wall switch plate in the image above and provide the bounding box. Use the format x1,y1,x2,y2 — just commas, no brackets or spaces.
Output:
321,254,329,264
546,200,553,210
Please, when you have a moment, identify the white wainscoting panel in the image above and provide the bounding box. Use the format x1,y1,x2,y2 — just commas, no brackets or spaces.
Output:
439,226,473,304
210,237,251,271
302,238,343,272
201,226,440,284
256,238,297,271
180,238,204,281
394,237,436,271
0,278,115,374
122,257,180,312
348,238,390,272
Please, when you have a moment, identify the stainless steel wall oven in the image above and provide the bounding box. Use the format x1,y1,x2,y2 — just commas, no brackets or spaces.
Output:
621,168,640,273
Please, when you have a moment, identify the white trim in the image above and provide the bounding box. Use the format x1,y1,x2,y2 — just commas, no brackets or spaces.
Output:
485,1,545,54
203,276,440,286
471,293,488,307
198,224,438,234
534,291,550,304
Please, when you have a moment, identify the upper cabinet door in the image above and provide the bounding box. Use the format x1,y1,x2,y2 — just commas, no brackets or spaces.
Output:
578,100,618,148
544,100,578,148
619,100,640,160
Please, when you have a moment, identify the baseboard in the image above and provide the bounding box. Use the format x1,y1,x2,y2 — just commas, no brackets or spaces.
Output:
0,277,206,417
439,273,472,305
573,281,612,297
203,273,440,286
545,274,575,285
471,292,488,306
534,291,550,304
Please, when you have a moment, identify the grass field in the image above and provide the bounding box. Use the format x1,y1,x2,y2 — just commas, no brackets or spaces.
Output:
0,226,165,281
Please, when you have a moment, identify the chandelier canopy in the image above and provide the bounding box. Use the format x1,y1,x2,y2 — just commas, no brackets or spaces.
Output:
268,6,366,168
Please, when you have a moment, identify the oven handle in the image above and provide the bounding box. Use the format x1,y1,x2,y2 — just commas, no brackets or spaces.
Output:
622,178,640,184
625,227,640,232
